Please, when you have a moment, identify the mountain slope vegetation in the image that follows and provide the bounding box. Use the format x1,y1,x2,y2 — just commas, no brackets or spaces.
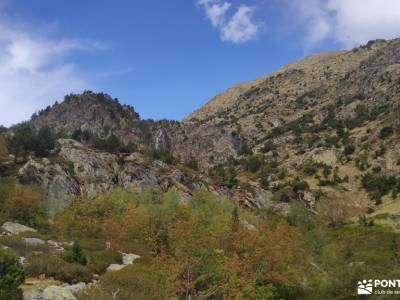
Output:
1,38,400,299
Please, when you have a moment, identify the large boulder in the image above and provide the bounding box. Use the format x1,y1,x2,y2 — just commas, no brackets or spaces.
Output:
122,253,140,265
63,283,86,294
42,286,77,300
1,222,36,235
57,139,118,198
24,238,46,246
106,264,127,272
309,149,338,166
18,158,80,214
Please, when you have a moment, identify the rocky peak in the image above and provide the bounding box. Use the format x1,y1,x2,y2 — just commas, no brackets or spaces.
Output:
31,91,140,143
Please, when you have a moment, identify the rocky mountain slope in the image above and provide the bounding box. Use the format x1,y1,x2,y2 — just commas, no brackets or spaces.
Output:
6,38,400,222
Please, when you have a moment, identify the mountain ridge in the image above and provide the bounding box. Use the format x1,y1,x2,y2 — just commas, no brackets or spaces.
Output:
3,37,400,222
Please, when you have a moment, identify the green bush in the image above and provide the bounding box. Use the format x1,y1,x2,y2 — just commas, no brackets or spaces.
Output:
291,179,309,193
0,250,25,300
0,235,49,258
362,172,398,204
8,124,56,161
146,148,174,164
88,251,122,274
243,155,263,173
374,145,386,158
379,126,394,139
185,158,199,171
25,254,92,283
343,144,355,156
92,262,174,300
64,241,88,265
35,126,56,157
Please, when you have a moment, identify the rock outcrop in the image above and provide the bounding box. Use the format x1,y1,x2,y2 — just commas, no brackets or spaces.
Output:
1,222,37,235
18,139,210,212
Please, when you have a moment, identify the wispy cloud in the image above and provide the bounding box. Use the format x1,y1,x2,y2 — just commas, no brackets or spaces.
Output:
292,0,400,48
0,16,104,127
197,0,262,44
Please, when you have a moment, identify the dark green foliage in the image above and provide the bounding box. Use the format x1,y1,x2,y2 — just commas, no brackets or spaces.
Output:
243,155,263,173
362,172,398,204
303,162,320,176
120,141,137,153
267,126,285,139
343,143,355,156
211,162,238,188
322,165,332,177
94,135,126,154
379,126,394,139
272,187,292,203
261,141,276,153
35,126,56,157
344,103,388,129
25,254,92,283
358,215,375,227
8,123,36,161
0,250,25,300
287,202,315,231
185,157,199,171
88,251,122,274
65,241,88,265
238,139,251,155
146,148,174,164
8,124,56,160
291,178,309,193
374,145,386,158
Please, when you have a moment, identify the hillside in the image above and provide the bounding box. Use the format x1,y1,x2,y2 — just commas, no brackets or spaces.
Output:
4,38,400,219
2,38,400,300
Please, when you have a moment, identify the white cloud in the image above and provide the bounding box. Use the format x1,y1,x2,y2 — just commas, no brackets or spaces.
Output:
0,20,102,127
197,0,262,43
198,0,231,27
221,5,260,43
293,0,400,48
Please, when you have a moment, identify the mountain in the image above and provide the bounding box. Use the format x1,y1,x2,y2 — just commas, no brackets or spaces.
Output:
6,38,400,223
3,38,400,300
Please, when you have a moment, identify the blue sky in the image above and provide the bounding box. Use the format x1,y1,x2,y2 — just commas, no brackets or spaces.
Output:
1,0,400,126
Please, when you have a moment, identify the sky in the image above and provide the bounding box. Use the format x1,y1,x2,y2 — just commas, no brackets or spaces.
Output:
0,0,400,126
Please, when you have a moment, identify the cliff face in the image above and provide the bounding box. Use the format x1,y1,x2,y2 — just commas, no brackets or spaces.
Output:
15,38,400,215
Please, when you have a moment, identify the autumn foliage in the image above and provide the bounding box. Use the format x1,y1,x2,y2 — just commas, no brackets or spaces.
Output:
0,135,8,162
56,189,309,299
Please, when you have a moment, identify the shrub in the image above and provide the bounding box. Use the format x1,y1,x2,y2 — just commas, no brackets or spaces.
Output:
78,262,174,300
243,155,263,173
185,158,199,171
343,144,355,156
303,162,319,176
362,172,397,204
287,202,315,231
0,249,25,300
34,126,56,157
3,184,46,228
272,188,292,203
0,235,49,258
88,250,122,274
374,145,386,158
0,135,8,163
146,148,174,164
25,254,92,283
64,241,88,265
379,126,394,139
8,123,36,162
291,179,309,193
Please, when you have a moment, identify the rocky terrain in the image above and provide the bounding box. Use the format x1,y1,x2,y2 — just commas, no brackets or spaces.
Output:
1,38,400,221
2,37,400,300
